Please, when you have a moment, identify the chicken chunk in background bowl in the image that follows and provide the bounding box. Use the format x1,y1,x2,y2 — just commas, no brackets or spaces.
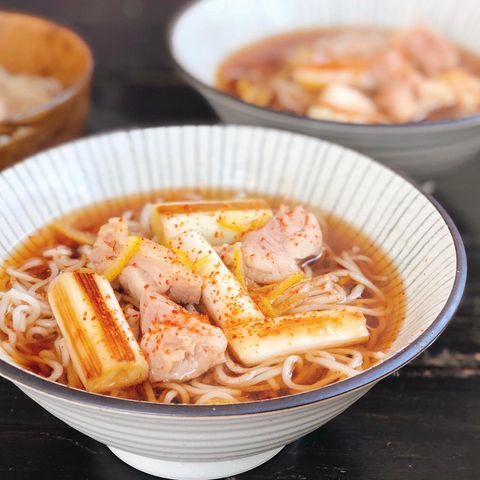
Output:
169,0,480,174
0,126,465,479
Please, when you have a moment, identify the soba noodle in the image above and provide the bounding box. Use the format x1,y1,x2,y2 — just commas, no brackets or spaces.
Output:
0,195,397,405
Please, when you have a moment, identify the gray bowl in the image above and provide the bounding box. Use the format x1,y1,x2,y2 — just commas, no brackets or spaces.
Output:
169,0,480,175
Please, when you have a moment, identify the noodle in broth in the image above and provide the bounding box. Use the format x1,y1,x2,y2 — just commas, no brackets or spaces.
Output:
0,190,404,404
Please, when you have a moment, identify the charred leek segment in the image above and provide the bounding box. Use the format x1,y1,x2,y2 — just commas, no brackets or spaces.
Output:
229,310,370,366
170,231,265,330
48,271,148,393
151,199,272,246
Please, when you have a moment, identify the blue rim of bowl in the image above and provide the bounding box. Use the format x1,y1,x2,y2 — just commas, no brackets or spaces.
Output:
166,0,480,132
0,125,467,417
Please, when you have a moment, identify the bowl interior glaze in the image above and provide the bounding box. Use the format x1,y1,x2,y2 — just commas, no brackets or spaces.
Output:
168,0,480,174
171,0,480,88
0,125,466,416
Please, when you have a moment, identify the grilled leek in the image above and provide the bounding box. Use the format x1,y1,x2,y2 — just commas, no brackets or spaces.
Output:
151,199,272,246
228,310,370,365
48,271,148,393
170,230,265,329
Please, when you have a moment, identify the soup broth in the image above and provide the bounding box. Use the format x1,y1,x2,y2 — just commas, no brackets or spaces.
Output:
0,189,405,404
217,25,480,124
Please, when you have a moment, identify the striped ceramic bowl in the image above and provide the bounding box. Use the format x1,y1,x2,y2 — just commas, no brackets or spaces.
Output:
0,126,466,479
169,0,480,175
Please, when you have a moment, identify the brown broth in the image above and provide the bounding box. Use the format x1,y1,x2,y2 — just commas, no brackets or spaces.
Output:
217,26,388,83
1,188,405,350
0,189,406,400
216,25,480,123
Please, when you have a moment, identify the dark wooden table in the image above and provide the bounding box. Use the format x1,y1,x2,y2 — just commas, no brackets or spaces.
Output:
1,1,479,479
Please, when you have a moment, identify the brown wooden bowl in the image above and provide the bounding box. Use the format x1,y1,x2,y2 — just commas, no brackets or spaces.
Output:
0,11,93,169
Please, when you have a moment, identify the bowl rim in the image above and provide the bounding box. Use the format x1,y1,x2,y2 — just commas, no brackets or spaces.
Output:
167,0,480,133
0,124,467,417
0,9,94,127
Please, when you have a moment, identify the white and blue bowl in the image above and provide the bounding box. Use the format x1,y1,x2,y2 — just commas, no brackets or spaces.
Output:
0,126,466,479
169,0,480,174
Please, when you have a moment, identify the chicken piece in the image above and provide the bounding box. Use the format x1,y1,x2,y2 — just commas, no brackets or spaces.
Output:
139,286,208,333
89,217,129,272
119,265,175,332
369,49,417,87
271,78,315,114
307,83,384,124
219,206,323,285
140,289,227,382
398,25,459,76
374,79,418,123
128,239,201,305
121,276,227,382
264,207,322,260
416,77,456,117
141,318,227,383
369,50,421,122
89,218,201,305
375,76,455,123
370,50,455,123
441,69,480,115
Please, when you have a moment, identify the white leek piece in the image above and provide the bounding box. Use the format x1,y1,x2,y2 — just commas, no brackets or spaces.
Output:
151,199,272,246
170,230,264,328
48,271,149,393
229,310,370,365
